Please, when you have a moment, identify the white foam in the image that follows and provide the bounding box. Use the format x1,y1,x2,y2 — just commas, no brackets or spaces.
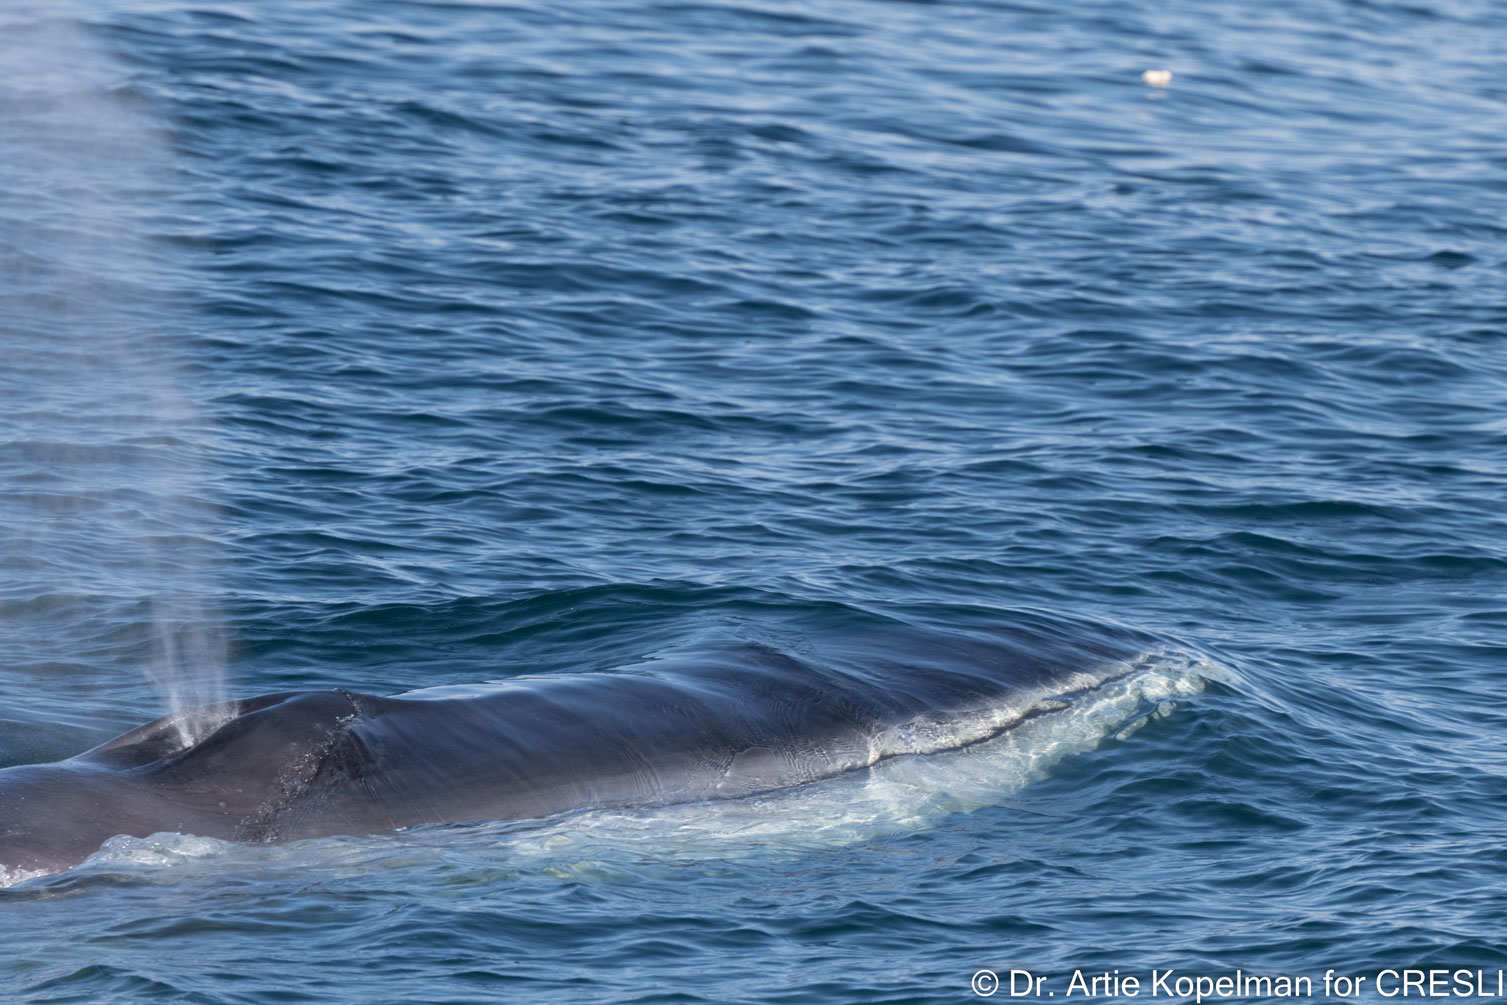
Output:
0,864,50,889
92,832,234,870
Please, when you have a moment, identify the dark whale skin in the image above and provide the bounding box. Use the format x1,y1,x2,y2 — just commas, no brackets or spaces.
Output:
0,627,1148,878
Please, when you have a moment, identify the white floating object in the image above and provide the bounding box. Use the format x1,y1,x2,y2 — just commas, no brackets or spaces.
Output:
1141,69,1173,87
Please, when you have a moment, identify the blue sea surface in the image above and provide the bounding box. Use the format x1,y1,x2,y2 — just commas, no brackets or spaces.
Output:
2,0,1506,1001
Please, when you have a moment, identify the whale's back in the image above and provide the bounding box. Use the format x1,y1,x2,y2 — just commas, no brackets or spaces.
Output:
0,624,1156,877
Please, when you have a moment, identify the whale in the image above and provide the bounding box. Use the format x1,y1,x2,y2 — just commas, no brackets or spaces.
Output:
0,622,1162,881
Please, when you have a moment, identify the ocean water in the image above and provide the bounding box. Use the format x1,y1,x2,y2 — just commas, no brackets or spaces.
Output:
1,0,1505,1000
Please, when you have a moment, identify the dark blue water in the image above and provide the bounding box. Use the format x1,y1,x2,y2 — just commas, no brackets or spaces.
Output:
2,0,1506,1000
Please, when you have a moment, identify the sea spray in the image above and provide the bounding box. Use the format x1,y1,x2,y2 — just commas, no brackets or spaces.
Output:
0,10,227,743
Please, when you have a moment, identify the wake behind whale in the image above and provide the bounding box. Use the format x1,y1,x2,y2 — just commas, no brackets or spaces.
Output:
0,618,1209,885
